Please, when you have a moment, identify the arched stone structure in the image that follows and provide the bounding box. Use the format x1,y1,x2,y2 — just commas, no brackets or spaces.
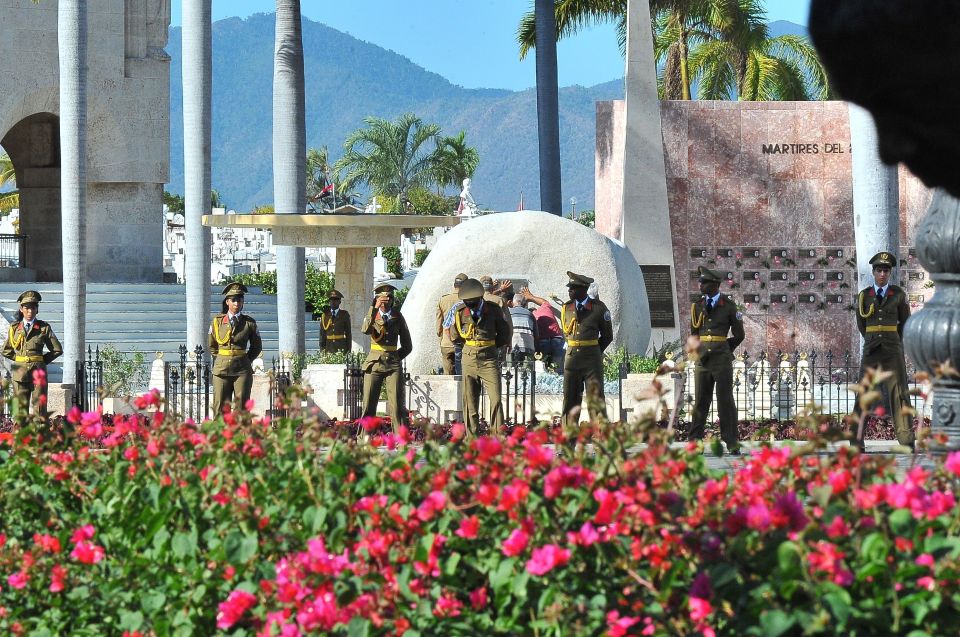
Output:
0,0,171,282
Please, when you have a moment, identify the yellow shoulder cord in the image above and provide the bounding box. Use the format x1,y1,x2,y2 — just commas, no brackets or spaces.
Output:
690,303,705,330
320,313,333,331
454,308,475,340
8,324,24,354
857,291,875,319
369,311,386,343
560,304,577,337
212,317,233,346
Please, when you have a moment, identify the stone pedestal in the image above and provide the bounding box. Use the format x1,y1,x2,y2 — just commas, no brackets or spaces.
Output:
46,383,72,418
249,373,271,417
408,374,463,424
621,372,676,422
301,364,347,419
335,247,374,352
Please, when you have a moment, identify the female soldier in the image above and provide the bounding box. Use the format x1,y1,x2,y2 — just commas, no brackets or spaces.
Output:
208,282,262,415
2,290,63,416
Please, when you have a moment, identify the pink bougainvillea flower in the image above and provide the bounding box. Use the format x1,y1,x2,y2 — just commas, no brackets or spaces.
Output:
945,451,960,476
358,415,384,432
6,571,28,590
498,479,530,513
825,515,850,539
455,515,480,540
71,541,105,565
449,422,466,442
49,564,67,593
416,490,447,522
567,521,600,547
593,488,620,525
216,589,258,630
689,597,713,622
32,368,46,387
916,554,935,568
133,388,161,410
469,586,488,610
501,528,530,557
745,501,772,532
70,525,95,544
79,411,104,438
771,492,808,532
525,544,571,576
606,611,641,637
33,533,61,554
433,592,463,618
917,576,936,591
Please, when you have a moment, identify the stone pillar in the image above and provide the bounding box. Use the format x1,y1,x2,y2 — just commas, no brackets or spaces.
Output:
904,190,960,449
335,247,374,352
621,0,678,341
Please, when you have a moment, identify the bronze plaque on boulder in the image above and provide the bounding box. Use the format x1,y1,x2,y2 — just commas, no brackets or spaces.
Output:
743,293,761,303
798,248,817,258
742,247,761,258
771,293,789,303
798,271,816,281
826,271,845,281
798,293,817,303
690,248,707,258
825,294,844,304
771,271,789,281
771,248,789,258
743,271,761,281
640,265,677,329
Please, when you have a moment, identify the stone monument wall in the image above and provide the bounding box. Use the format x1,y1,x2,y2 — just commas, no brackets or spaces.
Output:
0,0,170,282
596,100,933,357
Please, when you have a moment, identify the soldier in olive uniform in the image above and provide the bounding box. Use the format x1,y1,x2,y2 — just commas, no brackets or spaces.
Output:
2,290,63,416
560,272,614,427
436,273,467,374
208,282,263,415
452,278,511,434
856,251,913,449
689,267,745,453
319,288,351,354
361,283,413,428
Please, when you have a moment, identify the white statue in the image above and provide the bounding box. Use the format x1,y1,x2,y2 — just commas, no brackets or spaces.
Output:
458,178,479,217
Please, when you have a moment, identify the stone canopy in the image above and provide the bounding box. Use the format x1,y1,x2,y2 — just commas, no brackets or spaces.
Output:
402,210,652,374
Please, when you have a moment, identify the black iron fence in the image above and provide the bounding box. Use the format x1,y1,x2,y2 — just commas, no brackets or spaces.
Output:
164,345,210,422
477,359,538,426
674,349,929,424
0,234,27,268
268,357,291,418
342,353,365,420
73,345,103,412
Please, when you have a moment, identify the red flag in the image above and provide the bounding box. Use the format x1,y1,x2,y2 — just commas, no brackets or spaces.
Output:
320,183,333,195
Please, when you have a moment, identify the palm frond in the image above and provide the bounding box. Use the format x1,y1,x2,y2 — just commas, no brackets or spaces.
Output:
766,34,831,100
517,0,626,60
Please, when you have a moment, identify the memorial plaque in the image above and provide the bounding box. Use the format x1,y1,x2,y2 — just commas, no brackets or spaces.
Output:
743,293,761,303
798,248,816,258
909,247,917,258
771,271,789,281
798,293,817,303
798,271,816,281
724,271,734,281
771,248,789,258
770,293,789,304
742,247,761,259
908,293,924,303
825,294,844,304
826,271,845,281
690,248,707,258
640,265,677,328
743,271,761,281
826,248,844,258
717,248,733,258
908,271,925,281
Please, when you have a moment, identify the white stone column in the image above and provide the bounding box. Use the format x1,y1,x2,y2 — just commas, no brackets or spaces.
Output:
335,247,374,352
621,0,678,342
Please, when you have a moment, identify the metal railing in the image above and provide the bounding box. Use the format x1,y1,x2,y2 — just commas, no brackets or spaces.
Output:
73,345,103,412
0,234,27,268
164,345,210,422
674,349,930,424
477,359,538,427
268,357,291,418
342,354,364,420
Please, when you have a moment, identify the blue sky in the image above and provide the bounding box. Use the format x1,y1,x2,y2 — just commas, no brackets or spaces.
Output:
171,1,812,91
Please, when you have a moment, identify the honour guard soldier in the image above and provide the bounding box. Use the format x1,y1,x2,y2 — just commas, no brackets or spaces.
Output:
856,251,913,450
319,289,351,354
209,282,262,415
436,273,467,374
361,283,412,428
560,272,614,426
2,290,62,416
452,278,511,434
689,267,745,453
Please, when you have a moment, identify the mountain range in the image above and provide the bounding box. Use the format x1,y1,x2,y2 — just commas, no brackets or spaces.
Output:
167,15,807,213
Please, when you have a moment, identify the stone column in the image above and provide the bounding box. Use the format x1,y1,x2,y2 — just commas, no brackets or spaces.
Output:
334,247,374,352
621,0,678,341
904,190,960,449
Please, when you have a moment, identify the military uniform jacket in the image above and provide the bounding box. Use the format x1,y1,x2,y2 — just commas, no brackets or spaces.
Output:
362,308,412,371
690,295,745,361
436,291,460,348
451,302,511,361
2,319,63,382
560,298,614,361
208,314,263,376
319,309,352,348
857,285,910,360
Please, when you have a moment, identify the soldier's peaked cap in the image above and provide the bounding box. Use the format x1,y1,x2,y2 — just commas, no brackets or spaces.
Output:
327,288,343,300
374,283,396,299
697,266,723,283
566,271,594,288
17,290,41,305
222,282,248,297
458,278,485,301
870,251,896,268
454,272,468,283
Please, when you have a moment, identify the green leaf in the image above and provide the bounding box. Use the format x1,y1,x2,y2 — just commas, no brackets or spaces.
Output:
759,609,795,637
490,558,515,593
860,532,888,562
141,591,167,613
888,509,913,536
810,485,833,508
776,541,802,576
512,570,530,599
119,610,144,631
445,551,461,577
226,531,259,564
171,529,198,559
823,591,851,623
347,617,371,637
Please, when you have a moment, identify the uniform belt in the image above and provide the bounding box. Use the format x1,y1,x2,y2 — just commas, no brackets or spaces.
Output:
866,325,899,333
371,343,398,352
325,335,347,340
465,339,496,347
217,348,246,356
566,339,599,347
14,355,43,363
698,335,728,343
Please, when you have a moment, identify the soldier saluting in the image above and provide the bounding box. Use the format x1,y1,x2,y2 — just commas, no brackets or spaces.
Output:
689,267,745,454
209,282,262,415
560,272,613,427
855,251,913,451
360,283,412,429
319,288,351,354
2,290,62,417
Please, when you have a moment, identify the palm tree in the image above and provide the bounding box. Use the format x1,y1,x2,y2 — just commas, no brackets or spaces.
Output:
306,146,331,203
274,0,307,356
0,153,18,213
432,132,480,193
182,0,213,358
334,113,442,213
58,0,88,386
534,0,563,215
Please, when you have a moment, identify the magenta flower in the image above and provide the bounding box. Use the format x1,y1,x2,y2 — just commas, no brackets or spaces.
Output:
216,589,257,630
525,544,571,576
501,528,530,557
455,515,480,540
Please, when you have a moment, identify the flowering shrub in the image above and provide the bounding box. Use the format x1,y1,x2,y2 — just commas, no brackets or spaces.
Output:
0,380,958,635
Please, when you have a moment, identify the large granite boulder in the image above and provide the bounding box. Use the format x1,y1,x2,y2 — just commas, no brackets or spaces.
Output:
402,210,651,374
